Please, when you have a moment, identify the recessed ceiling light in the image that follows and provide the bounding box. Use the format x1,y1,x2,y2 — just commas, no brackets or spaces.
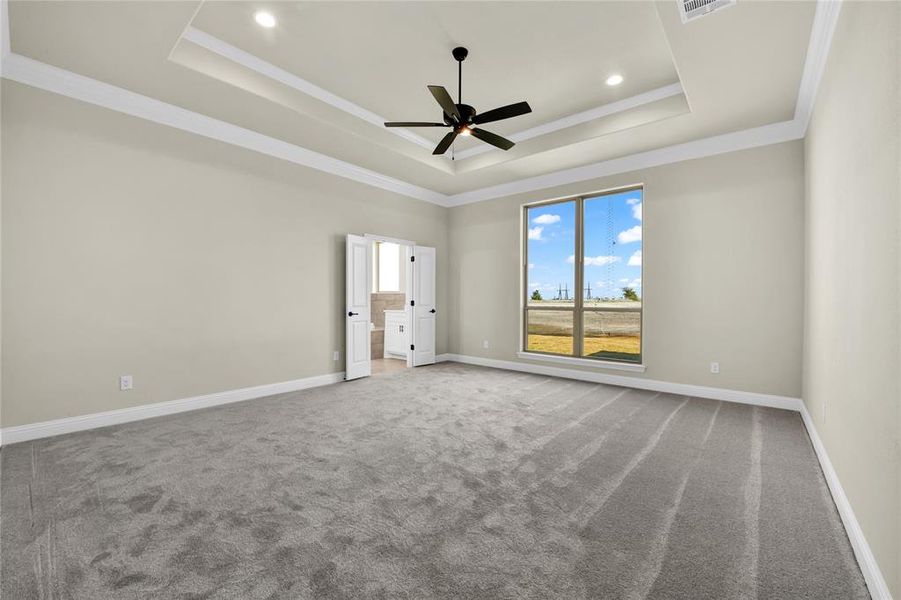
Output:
254,11,277,28
606,74,624,86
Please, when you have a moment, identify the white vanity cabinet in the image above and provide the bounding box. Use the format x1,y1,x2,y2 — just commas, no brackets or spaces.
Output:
383,310,408,358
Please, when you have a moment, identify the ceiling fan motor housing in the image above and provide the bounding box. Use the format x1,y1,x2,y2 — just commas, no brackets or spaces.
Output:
383,45,531,155
444,104,477,126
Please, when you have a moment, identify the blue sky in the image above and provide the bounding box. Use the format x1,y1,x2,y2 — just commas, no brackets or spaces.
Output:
527,189,642,301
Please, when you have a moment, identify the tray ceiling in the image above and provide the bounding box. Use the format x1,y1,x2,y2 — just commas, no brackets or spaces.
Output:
4,1,817,199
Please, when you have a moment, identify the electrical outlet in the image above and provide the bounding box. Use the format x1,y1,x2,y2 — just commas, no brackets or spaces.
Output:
709,362,720,374
333,351,339,362
119,375,133,391
482,340,490,349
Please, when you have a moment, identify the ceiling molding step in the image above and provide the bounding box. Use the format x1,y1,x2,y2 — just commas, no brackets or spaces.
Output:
182,27,435,151
451,82,685,161
445,119,805,206
0,52,449,206
183,27,687,168
0,51,809,211
794,0,843,135
0,0,839,210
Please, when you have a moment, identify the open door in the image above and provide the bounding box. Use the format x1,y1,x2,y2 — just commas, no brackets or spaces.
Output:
345,234,372,380
410,245,437,366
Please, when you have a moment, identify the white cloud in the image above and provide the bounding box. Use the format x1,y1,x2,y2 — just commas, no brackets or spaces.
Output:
632,203,642,221
585,255,621,266
621,278,642,288
628,250,642,266
528,226,543,240
567,255,620,266
617,225,642,244
532,214,561,225
626,198,640,205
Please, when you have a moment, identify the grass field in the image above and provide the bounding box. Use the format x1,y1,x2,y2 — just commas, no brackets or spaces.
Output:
526,302,641,361
527,334,641,361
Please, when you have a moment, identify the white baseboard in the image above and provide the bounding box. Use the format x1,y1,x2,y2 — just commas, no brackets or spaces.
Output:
0,371,345,446
1,354,889,597
437,353,891,599
438,353,802,411
799,403,893,600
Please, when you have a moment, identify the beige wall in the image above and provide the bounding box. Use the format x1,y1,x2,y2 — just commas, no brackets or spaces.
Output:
1,8,898,590
448,141,805,398
0,81,448,428
803,2,901,595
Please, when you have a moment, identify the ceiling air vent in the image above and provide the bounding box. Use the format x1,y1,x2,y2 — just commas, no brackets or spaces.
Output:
678,0,736,23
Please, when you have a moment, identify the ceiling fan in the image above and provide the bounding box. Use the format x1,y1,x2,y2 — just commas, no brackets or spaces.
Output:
384,47,532,156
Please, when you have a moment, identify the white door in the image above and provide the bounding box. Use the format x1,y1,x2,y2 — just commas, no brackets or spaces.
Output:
345,235,371,380
410,245,437,366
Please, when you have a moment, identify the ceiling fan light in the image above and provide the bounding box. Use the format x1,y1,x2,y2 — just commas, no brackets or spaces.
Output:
254,11,277,28
606,74,624,86
460,126,472,136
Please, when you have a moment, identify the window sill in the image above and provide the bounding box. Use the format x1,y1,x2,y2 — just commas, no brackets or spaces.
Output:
516,352,646,373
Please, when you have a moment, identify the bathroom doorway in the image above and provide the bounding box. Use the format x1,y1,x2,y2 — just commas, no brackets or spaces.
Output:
345,234,437,380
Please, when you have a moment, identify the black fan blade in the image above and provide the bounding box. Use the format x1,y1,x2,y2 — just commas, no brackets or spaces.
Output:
428,85,461,122
472,101,532,125
384,122,447,128
470,127,515,151
432,131,458,155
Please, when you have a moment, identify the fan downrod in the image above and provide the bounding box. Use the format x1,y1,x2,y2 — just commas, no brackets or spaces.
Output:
382,44,530,155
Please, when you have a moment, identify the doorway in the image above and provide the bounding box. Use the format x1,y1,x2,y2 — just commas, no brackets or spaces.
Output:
345,234,437,380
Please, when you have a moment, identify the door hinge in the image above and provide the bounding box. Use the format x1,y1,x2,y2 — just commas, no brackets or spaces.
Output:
410,300,415,306
410,344,415,350
410,255,415,262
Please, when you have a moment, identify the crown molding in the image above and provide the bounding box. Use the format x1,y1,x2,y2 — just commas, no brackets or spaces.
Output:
794,0,843,135
452,82,685,161
444,0,841,205
0,52,448,205
0,0,841,209
444,119,805,206
181,26,436,152
182,27,686,167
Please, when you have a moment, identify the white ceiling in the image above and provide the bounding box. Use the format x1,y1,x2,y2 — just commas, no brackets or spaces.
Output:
191,1,681,142
4,1,818,200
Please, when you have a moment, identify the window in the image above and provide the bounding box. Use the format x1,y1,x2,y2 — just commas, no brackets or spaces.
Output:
523,187,642,364
373,241,404,293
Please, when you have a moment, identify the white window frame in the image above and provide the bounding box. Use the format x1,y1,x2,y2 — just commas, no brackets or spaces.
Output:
520,185,645,371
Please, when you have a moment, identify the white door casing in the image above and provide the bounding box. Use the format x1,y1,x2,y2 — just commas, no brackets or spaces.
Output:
411,245,437,366
345,234,372,380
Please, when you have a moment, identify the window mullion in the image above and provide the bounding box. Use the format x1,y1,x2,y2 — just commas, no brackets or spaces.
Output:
574,197,584,358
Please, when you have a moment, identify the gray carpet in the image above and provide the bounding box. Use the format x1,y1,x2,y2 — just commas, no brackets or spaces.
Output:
1,363,868,599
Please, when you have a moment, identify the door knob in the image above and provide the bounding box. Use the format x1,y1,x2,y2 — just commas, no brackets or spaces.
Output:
347,311,358,317
430,309,436,313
